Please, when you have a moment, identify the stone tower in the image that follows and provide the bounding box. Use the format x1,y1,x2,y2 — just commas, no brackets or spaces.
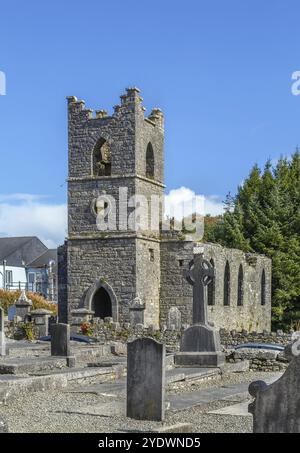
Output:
59,88,165,327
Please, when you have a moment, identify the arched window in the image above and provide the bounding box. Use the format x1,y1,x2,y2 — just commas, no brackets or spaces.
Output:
261,269,266,306
93,138,111,176
207,258,215,306
224,261,230,306
146,142,155,179
237,264,244,306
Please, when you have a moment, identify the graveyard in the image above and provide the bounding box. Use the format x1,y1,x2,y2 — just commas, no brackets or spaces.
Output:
1,1,300,440
0,253,299,434
0,84,299,436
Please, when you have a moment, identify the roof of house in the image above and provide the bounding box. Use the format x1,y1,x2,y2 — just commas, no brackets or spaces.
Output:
0,236,48,266
27,249,57,268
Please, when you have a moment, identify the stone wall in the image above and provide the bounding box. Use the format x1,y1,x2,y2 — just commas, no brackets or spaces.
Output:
160,239,194,325
67,237,136,325
220,329,292,347
160,241,272,332
136,238,161,327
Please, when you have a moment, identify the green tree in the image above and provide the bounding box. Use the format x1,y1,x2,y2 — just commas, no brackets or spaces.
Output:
205,151,300,330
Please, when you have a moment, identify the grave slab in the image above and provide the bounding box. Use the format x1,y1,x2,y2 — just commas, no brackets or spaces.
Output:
0,356,70,374
208,402,251,417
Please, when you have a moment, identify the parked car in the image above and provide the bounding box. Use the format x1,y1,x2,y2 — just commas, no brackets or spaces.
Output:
234,342,285,351
38,334,98,344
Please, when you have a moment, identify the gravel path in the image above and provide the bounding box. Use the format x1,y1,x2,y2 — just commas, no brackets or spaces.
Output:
0,370,277,433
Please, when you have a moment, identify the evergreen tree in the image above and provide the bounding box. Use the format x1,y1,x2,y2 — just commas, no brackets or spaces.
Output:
205,151,300,330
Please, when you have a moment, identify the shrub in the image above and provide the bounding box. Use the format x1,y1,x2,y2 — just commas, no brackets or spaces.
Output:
0,289,57,315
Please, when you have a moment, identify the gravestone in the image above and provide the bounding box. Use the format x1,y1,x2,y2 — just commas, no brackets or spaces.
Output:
0,417,8,433
167,307,181,330
0,307,6,356
248,352,300,432
15,290,32,320
129,296,145,326
31,309,53,337
127,337,165,421
8,305,16,321
175,250,224,367
51,323,70,357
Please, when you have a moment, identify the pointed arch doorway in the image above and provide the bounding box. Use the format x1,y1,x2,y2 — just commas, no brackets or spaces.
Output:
84,279,118,321
92,287,112,318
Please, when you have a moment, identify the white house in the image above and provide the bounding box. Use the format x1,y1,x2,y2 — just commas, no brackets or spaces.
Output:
0,264,27,290
0,236,49,292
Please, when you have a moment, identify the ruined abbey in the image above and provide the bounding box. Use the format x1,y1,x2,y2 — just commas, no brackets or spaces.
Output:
58,88,271,332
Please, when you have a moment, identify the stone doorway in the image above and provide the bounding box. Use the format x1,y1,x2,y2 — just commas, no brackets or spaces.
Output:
92,287,112,319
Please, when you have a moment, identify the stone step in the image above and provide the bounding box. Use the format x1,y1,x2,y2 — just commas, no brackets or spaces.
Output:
0,365,121,404
0,356,72,375
166,367,220,384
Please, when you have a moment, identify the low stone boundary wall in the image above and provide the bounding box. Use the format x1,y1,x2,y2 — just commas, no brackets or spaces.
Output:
219,329,293,348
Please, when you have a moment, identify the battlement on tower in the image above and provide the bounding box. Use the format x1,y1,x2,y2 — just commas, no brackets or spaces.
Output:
67,88,164,130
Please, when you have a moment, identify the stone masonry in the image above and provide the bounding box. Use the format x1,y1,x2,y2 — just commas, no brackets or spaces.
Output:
58,88,271,332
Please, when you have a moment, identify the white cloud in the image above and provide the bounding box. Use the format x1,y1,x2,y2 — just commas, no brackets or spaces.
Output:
0,189,223,249
164,187,224,219
0,193,49,203
0,194,67,248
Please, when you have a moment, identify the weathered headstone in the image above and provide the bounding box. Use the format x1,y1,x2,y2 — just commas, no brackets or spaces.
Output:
51,323,70,357
175,250,224,367
127,337,165,421
167,307,181,330
71,308,94,331
15,290,32,320
0,417,8,433
0,307,6,356
31,309,53,337
129,296,145,326
248,353,300,432
7,305,16,321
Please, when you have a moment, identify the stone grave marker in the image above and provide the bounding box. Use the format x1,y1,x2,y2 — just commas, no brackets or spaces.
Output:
8,305,16,321
127,337,165,421
51,323,70,357
248,352,300,432
0,307,6,356
129,296,145,326
167,307,181,330
175,251,224,367
15,290,32,320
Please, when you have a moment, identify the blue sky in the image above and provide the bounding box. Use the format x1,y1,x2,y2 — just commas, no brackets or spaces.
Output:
0,0,300,246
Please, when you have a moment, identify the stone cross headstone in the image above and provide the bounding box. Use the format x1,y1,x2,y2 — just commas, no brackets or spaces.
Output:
248,352,300,432
51,323,70,357
0,307,6,356
167,307,181,330
127,337,165,421
175,251,224,367
185,252,215,325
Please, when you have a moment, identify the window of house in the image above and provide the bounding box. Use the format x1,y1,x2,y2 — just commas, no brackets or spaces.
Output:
5,270,13,287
